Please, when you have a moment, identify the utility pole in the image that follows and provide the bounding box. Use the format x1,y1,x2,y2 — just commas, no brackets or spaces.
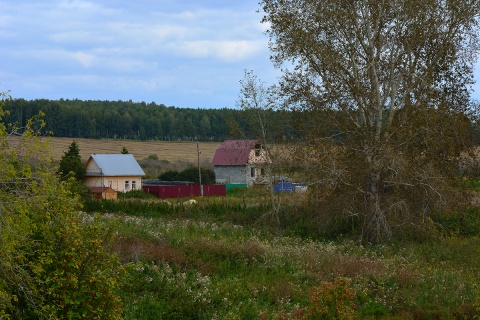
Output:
197,142,203,197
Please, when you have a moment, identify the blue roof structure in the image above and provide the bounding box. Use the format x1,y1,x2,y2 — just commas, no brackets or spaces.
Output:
87,154,145,176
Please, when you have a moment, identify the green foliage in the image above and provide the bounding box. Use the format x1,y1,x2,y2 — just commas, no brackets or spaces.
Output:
82,198,180,217
76,189,480,320
158,170,179,181
30,213,124,319
122,262,216,319
118,189,156,200
295,278,357,320
57,140,86,181
158,167,216,184
433,207,480,236
121,146,129,154
100,207,480,319
0,100,123,319
2,98,245,141
260,0,480,243
146,154,158,160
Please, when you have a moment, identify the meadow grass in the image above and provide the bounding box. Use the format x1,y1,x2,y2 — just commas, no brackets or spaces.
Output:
89,199,480,319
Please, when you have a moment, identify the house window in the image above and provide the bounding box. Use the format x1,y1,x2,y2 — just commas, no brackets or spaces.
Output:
255,143,261,156
261,168,265,176
132,180,137,190
125,180,130,190
251,168,255,177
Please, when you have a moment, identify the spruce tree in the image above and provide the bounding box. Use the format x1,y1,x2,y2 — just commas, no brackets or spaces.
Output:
57,141,86,181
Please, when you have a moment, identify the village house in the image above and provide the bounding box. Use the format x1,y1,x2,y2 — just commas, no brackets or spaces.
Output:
84,154,145,193
211,140,270,186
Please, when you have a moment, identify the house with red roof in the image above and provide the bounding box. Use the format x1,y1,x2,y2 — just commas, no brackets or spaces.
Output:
211,140,270,186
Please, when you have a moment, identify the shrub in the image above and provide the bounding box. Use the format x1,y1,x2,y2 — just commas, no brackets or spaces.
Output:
158,170,179,181
119,189,156,200
159,167,216,184
0,102,124,319
295,277,357,320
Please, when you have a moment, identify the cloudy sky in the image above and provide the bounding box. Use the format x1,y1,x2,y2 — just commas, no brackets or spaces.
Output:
1,0,479,109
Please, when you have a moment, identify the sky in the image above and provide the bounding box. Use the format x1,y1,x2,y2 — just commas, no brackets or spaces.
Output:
1,0,479,109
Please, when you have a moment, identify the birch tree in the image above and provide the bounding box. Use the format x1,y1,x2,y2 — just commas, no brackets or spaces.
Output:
261,0,480,243
236,70,284,235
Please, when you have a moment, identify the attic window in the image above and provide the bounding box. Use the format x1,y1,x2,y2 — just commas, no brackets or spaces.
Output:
255,143,261,156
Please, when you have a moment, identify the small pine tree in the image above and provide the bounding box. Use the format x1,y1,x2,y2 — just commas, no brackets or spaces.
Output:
57,141,86,181
121,147,129,154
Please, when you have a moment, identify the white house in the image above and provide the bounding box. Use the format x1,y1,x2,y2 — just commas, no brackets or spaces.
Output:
84,154,145,193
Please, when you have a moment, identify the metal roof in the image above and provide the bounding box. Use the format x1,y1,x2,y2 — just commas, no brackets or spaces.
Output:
87,154,145,176
211,140,259,166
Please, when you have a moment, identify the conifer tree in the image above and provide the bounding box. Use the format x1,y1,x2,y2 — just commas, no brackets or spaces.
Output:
57,140,86,181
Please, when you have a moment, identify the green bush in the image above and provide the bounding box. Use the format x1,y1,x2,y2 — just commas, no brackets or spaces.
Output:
0,101,124,319
433,207,480,236
119,189,156,200
295,277,358,320
158,167,216,184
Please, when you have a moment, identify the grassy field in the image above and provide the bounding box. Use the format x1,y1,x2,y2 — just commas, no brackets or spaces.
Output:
85,192,480,320
8,136,220,162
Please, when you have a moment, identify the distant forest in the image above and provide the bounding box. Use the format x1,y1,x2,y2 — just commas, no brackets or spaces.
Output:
3,99,248,141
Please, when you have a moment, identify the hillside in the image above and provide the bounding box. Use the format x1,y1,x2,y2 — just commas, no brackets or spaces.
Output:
8,136,220,163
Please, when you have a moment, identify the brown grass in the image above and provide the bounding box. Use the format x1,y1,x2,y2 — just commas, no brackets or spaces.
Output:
8,136,220,163
112,236,189,265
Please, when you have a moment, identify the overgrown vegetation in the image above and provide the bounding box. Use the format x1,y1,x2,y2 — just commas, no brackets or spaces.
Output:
0,96,123,319
93,204,480,319
3,1,480,313
2,89,480,318
76,183,480,319
259,0,480,244
158,167,216,184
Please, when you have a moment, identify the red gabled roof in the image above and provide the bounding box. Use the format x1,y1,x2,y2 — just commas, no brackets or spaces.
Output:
211,140,259,166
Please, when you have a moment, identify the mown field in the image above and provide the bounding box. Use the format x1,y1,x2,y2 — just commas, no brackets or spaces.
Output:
82,188,480,320
8,136,220,162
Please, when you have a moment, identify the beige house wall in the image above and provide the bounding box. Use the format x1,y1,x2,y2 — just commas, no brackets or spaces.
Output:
247,148,270,165
246,148,270,185
84,176,143,193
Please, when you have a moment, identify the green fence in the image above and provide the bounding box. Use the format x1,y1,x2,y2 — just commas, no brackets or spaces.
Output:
226,184,248,191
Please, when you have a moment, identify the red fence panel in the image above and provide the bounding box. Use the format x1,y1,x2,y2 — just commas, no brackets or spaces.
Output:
203,184,227,197
142,184,226,199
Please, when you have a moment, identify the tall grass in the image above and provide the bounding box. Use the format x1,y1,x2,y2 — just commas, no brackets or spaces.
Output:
92,210,480,319
83,186,480,319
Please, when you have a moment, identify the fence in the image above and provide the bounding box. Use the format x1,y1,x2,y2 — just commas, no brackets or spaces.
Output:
142,184,226,199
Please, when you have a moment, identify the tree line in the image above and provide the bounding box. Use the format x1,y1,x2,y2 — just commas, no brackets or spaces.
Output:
2,98,249,141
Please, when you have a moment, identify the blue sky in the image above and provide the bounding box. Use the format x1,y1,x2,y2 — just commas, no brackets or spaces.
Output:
1,0,479,109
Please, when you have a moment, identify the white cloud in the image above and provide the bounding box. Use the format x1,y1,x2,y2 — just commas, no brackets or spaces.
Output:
172,40,264,61
71,51,96,68
216,40,265,61
58,0,99,10
0,0,277,108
